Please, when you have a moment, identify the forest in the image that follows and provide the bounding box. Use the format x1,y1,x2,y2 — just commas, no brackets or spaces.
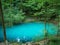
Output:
0,0,60,26
0,0,60,45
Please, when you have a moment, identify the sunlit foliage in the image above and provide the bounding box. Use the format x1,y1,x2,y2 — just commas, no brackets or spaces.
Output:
0,0,60,26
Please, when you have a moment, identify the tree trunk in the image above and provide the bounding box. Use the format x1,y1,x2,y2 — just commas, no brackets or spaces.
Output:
0,0,6,45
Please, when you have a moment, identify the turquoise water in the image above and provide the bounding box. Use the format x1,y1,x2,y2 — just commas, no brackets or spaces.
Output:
0,22,57,42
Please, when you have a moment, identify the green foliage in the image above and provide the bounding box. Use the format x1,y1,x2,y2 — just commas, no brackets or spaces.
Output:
3,8,25,25
1,0,60,26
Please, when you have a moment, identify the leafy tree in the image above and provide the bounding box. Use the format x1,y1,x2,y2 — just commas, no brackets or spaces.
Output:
0,0,60,26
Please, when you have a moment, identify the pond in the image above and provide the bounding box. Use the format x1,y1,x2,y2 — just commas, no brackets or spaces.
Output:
0,22,58,42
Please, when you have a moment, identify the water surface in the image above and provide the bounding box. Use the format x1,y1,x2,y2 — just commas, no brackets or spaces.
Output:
0,22,57,42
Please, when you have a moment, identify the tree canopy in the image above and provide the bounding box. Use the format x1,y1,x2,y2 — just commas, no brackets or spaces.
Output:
0,0,60,26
